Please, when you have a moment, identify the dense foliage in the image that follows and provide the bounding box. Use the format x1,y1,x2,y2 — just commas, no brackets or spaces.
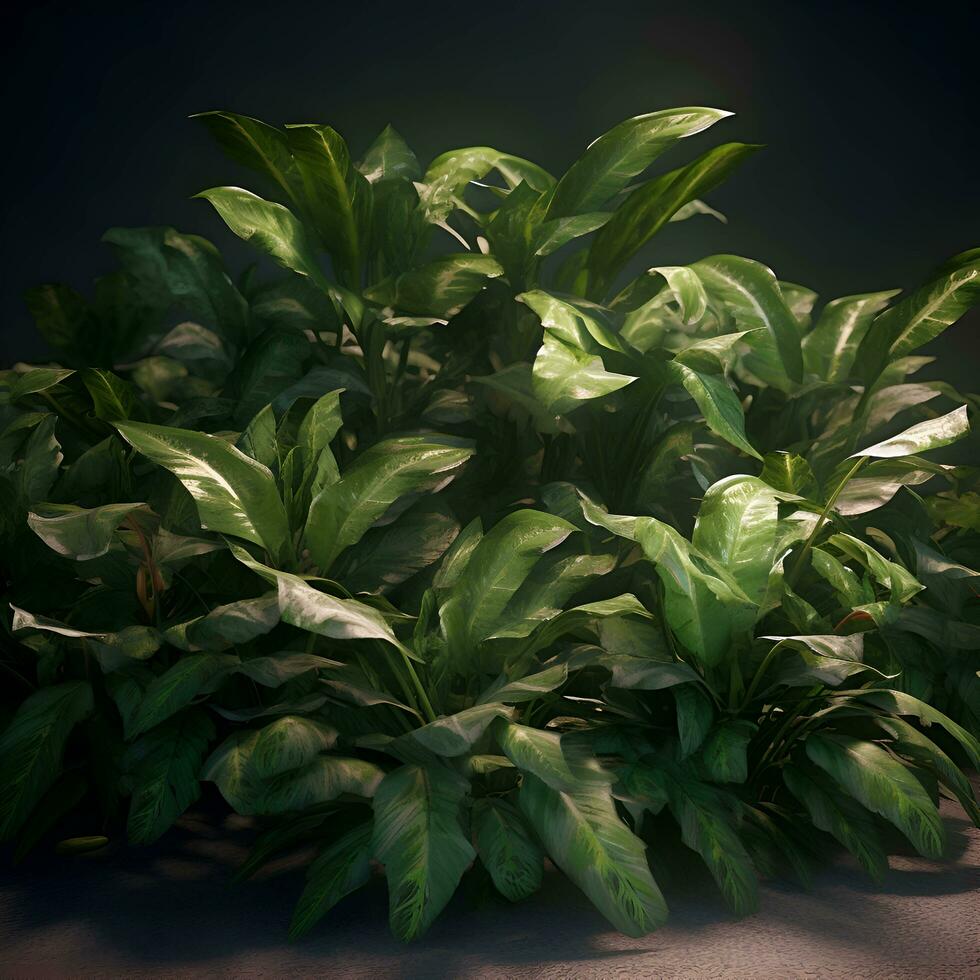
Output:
2,105,979,940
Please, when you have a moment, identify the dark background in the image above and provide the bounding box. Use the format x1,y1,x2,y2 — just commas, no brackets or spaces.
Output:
2,0,978,385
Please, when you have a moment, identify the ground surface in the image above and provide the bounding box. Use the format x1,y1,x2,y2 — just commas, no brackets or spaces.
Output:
1,791,978,979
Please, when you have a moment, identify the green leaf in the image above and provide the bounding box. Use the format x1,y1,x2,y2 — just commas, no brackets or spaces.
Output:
164,594,280,652
423,146,555,194
116,420,291,563
289,822,374,940
834,458,946,516
580,497,750,667
857,250,980,382
27,502,150,560
851,690,980,770
236,404,279,469
661,768,759,914
406,703,511,758
496,720,582,791
802,290,899,382
261,756,384,814
359,124,421,183
285,124,368,282
0,682,93,840
477,664,570,705
519,771,667,936
16,414,62,503
698,720,755,783
192,111,300,202
850,405,969,459
365,254,504,318
297,389,344,496
122,708,214,843
546,107,732,218
304,434,473,572
805,733,945,858
692,475,785,603
9,368,75,401
372,763,476,941
825,533,923,603
237,651,341,687
130,653,238,737
692,255,804,384
587,143,760,296
668,362,761,460
673,684,714,757
81,368,138,422
783,763,888,881
23,283,89,359
533,333,636,415
473,797,543,902
438,510,575,655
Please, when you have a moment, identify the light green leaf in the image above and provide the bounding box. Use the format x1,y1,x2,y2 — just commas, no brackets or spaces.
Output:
407,703,511,758
27,502,150,561
359,124,421,183
826,533,923,603
117,420,291,562
164,594,280,652
546,107,732,218
519,772,667,936
372,763,476,941
850,405,969,459
304,434,473,572
805,733,945,858
532,333,636,415
365,254,503,318
668,362,761,460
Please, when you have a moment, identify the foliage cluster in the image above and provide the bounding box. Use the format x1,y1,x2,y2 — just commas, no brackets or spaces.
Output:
2,105,979,940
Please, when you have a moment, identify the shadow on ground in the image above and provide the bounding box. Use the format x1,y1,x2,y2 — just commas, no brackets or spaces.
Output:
1,790,977,979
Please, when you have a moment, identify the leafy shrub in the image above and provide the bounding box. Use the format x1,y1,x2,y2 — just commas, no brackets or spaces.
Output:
2,106,978,940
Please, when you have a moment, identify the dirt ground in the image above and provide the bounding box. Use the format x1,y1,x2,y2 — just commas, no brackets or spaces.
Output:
1,790,977,979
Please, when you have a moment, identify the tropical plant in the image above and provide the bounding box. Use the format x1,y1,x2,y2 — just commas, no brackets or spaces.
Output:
1,104,978,941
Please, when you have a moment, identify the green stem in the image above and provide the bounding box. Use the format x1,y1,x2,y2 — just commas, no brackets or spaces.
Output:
402,654,437,724
786,456,866,586
739,640,786,712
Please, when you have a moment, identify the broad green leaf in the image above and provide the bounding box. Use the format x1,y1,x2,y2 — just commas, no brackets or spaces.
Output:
834,457,946,516
850,405,969,459
533,212,612,257
116,420,291,562
473,797,543,902
261,756,384,814
668,362,761,459
805,733,945,858
236,404,278,469
285,124,368,282
23,283,89,359
0,682,93,840
783,763,888,881
129,653,239,737
439,510,575,654
760,634,872,689
423,146,554,194
533,333,636,415
587,143,760,296
646,266,709,324
340,498,460,595
297,389,344,496
27,502,150,560
122,708,214,843
580,497,750,666
359,124,421,183
16,414,62,502
698,721,755,783
693,255,804,383
546,107,732,218
519,289,629,354
304,434,473,572
802,290,899,382
519,771,668,936
192,111,299,201
477,663,570,705
851,690,980,770
826,533,923,603
372,763,476,941
496,720,582,791
406,703,511,758
365,254,504,317
81,368,138,422
661,768,759,914
857,250,980,381
196,187,334,294
758,452,817,497
9,368,75,401
692,475,785,603
673,684,714,757
236,651,341,687
289,822,374,940
600,656,701,691
164,594,280,652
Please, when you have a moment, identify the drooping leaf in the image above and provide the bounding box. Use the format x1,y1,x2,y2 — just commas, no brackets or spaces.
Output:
850,405,969,459
117,421,291,562
27,502,150,561
371,763,476,941
519,771,668,936
0,682,93,840
472,797,543,902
